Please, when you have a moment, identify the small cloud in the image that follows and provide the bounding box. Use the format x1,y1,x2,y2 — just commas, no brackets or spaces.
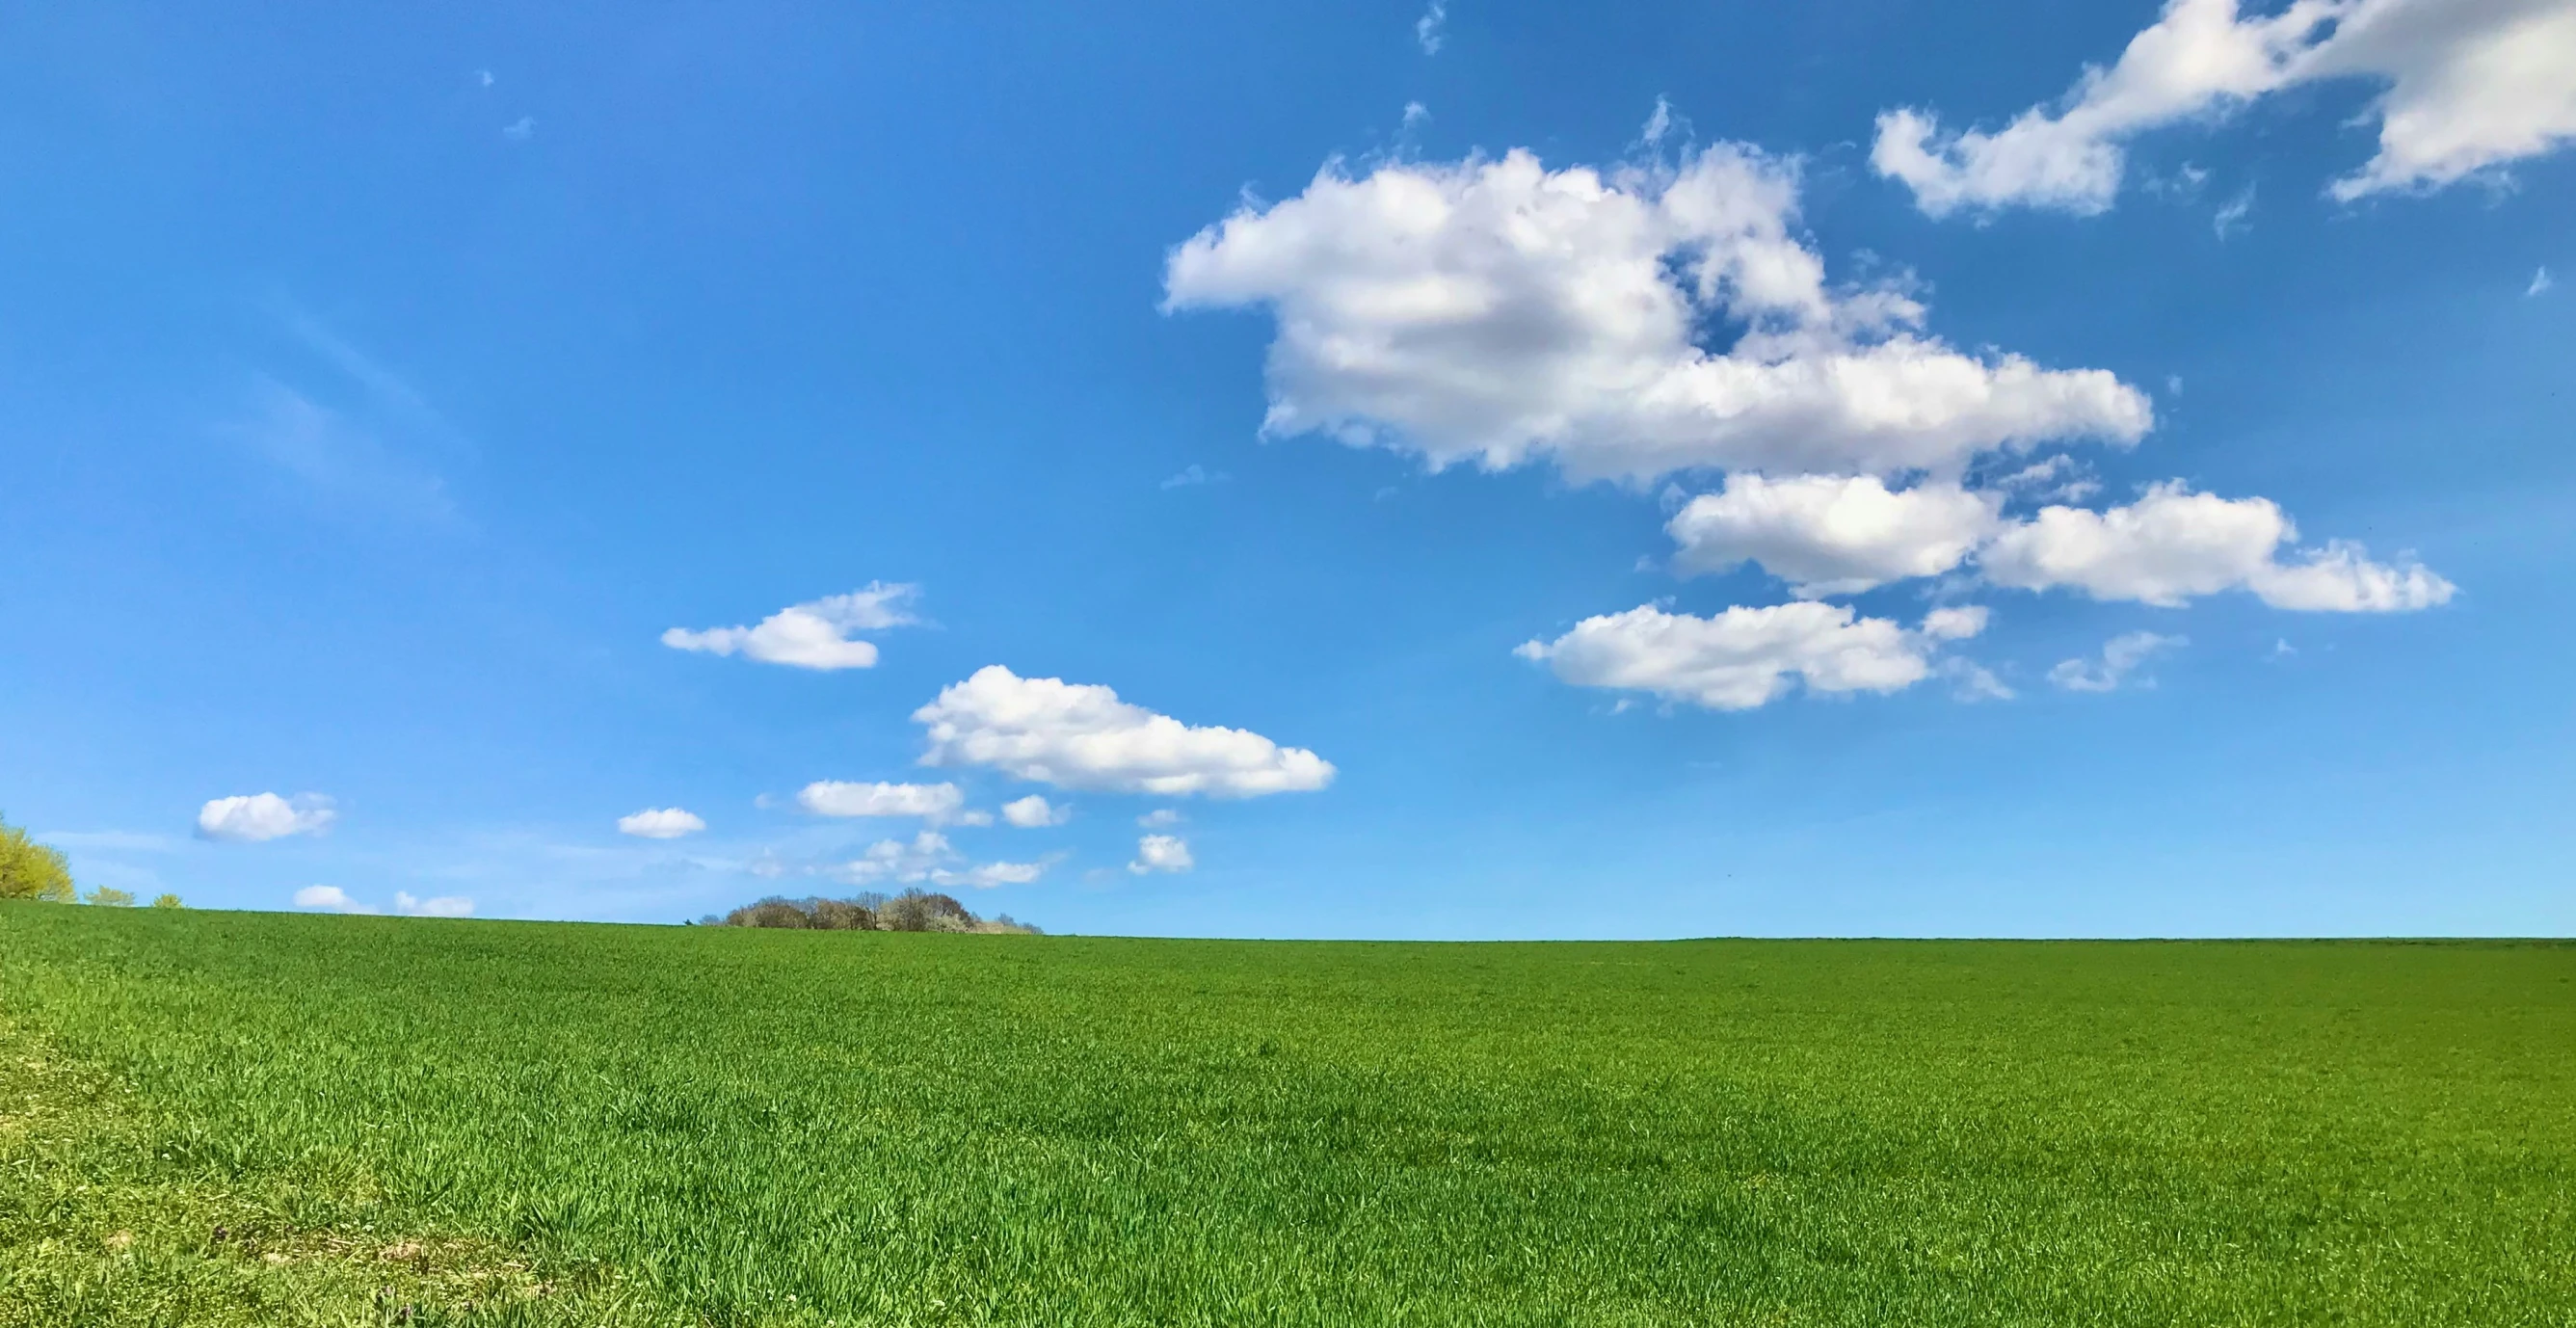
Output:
2213,184,2255,239
2270,638,2297,660
1129,834,1194,875
395,890,475,917
618,808,706,839
476,68,494,88
2165,374,2184,396
1401,101,1431,132
1136,808,1184,829
798,781,970,823
1415,0,1447,54
1943,658,2016,702
1001,795,1071,828
830,830,1053,890
1159,464,1228,491
293,885,373,914
1638,96,1674,148
2531,266,2555,298
502,117,535,141
2049,631,2186,694
199,793,337,843
664,583,921,671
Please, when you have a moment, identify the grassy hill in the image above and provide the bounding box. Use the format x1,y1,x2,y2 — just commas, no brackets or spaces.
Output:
3,904,2570,1325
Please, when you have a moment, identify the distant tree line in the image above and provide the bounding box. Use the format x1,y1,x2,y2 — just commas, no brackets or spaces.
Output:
0,813,180,908
697,887,1037,934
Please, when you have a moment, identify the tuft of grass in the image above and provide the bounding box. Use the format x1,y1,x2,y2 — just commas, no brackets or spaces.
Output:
2,903,2572,1325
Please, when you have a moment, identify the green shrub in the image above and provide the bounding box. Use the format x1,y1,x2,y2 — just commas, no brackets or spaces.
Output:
0,816,75,903
150,893,184,909
84,886,136,907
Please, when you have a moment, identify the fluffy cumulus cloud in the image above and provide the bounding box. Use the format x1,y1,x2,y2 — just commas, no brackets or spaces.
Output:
617,807,705,838
662,582,920,671
915,666,1334,797
1873,0,2576,216
1129,834,1195,875
1980,483,2453,610
1000,794,1070,828
198,793,337,843
1666,476,2453,612
2051,631,2188,692
797,781,975,823
833,831,1048,890
1517,602,1986,710
1164,145,2149,485
1667,473,1999,595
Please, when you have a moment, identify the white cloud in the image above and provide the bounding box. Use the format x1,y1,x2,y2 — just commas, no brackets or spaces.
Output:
293,885,372,914
1921,605,1992,640
1129,834,1195,874
1639,96,1677,147
1160,464,1228,490
2534,266,2556,296
1980,483,2454,610
1137,808,1185,828
2213,183,2257,238
915,665,1334,797
395,890,475,917
1667,474,1998,595
832,830,1048,890
617,808,705,838
662,583,921,671
1163,143,2150,485
1000,795,1070,828
1943,657,2018,702
1873,0,2576,216
1402,100,1432,132
1516,602,1982,710
198,793,337,843
2050,631,2187,692
797,781,970,822
1416,1,1447,54
503,116,535,141
941,860,1047,889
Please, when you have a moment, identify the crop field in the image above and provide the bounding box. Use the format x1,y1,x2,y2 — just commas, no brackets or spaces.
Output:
1,906,2571,1326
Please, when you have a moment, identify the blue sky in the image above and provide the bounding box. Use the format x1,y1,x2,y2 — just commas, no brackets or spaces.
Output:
5,0,2570,938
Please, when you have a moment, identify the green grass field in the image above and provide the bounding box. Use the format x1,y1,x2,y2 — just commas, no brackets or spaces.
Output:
3,904,2570,1326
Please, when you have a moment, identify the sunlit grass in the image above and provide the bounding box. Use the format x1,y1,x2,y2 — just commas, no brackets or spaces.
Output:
3,904,2571,1324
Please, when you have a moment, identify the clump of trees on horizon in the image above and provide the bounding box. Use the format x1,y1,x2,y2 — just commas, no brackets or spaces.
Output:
1,813,181,908
697,887,1038,935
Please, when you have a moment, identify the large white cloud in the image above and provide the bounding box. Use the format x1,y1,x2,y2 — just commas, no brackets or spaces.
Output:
1164,145,2150,484
797,781,973,823
198,793,337,843
1516,602,1983,710
662,583,920,671
914,666,1334,797
1667,474,1999,596
1980,483,2453,610
1873,0,2576,216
